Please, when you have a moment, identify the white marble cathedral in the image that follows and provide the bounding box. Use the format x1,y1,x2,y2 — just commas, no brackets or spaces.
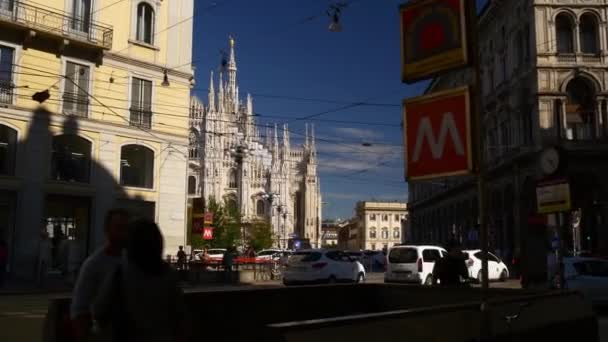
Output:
188,38,322,248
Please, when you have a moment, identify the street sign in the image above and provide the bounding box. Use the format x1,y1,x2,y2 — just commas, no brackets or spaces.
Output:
536,178,571,214
403,86,473,180
400,0,472,83
203,227,214,240
204,212,214,225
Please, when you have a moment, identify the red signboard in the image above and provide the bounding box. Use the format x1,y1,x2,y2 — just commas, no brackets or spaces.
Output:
203,227,214,240
204,212,213,225
400,0,471,83
403,86,473,180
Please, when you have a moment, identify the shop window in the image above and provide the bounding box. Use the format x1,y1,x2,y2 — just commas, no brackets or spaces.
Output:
51,135,91,183
120,144,154,188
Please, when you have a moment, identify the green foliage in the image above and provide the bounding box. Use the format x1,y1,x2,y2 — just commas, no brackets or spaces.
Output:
248,220,274,251
204,197,242,249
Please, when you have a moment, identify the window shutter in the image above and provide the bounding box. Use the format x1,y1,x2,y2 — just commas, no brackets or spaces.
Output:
63,62,77,113
131,78,142,125
76,66,89,116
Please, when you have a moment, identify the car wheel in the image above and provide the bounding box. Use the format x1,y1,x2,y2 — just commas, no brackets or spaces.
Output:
424,275,433,286
328,275,337,284
356,273,365,284
500,269,508,282
283,279,292,286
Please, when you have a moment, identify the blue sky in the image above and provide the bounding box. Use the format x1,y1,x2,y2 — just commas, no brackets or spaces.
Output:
189,0,486,219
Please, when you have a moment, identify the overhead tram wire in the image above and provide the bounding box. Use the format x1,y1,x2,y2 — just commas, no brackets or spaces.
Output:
14,66,403,156
12,66,402,128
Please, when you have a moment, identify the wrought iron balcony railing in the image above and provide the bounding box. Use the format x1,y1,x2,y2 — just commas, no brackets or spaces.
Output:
0,0,113,49
130,108,152,129
0,82,12,104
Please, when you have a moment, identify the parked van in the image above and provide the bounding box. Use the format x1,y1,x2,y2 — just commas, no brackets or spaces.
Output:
384,245,447,285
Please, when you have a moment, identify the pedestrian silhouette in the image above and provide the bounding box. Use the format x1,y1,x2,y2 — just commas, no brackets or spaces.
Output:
93,219,186,342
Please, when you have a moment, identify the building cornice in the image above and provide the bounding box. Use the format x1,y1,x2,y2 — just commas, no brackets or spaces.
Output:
104,52,193,80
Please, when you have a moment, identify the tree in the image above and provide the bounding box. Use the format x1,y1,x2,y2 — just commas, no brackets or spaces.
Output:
247,220,274,251
201,197,242,249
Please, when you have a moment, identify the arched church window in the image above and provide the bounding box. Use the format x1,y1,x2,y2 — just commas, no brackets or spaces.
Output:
556,13,574,53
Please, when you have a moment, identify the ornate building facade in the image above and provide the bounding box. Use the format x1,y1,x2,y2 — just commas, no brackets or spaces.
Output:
409,0,608,280
188,38,322,248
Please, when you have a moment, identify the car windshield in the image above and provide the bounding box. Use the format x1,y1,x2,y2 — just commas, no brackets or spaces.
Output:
291,251,322,262
208,250,226,255
388,248,418,263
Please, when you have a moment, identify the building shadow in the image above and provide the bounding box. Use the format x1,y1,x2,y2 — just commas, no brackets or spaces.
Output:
3,106,145,281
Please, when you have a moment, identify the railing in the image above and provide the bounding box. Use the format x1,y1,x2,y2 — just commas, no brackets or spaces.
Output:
0,0,113,49
0,82,12,104
62,92,89,117
556,53,601,64
556,53,576,63
581,54,601,63
130,108,152,129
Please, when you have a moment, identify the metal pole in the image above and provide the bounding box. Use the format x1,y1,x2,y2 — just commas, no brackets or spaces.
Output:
471,4,490,339
470,0,489,295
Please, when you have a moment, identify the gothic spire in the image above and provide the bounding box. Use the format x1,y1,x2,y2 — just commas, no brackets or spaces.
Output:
218,72,224,112
283,123,290,157
266,124,271,147
246,93,253,115
305,123,309,148
208,71,215,111
311,123,316,151
274,123,279,150
227,35,237,98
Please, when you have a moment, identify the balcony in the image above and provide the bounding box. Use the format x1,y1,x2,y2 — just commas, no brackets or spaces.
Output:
130,109,152,129
0,0,112,50
0,82,12,105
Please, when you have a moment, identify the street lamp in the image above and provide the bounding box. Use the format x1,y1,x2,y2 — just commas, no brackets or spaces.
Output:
277,205,286,249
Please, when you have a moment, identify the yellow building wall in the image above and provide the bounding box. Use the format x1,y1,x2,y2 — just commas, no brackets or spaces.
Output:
11,0,191,137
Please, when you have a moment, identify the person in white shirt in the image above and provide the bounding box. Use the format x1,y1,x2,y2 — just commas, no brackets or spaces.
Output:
70,208,130,342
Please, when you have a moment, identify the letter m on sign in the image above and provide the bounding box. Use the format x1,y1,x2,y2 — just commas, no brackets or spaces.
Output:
403,87,473,180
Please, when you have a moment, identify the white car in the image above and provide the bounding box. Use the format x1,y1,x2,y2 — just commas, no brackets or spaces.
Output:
462,250,509,282
207,248,227,260
283,249,366,285
256,249,285,261
384,245,447,285
561,257,608,306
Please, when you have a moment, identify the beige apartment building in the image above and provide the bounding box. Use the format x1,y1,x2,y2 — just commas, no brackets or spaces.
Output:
346,201,408,251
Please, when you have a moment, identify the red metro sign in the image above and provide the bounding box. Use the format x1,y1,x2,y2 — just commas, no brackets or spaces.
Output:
403,86,473,180
203,227,214,240
400,0,471,83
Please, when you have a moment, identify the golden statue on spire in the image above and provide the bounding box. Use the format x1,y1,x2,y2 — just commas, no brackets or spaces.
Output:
229,35,235,48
